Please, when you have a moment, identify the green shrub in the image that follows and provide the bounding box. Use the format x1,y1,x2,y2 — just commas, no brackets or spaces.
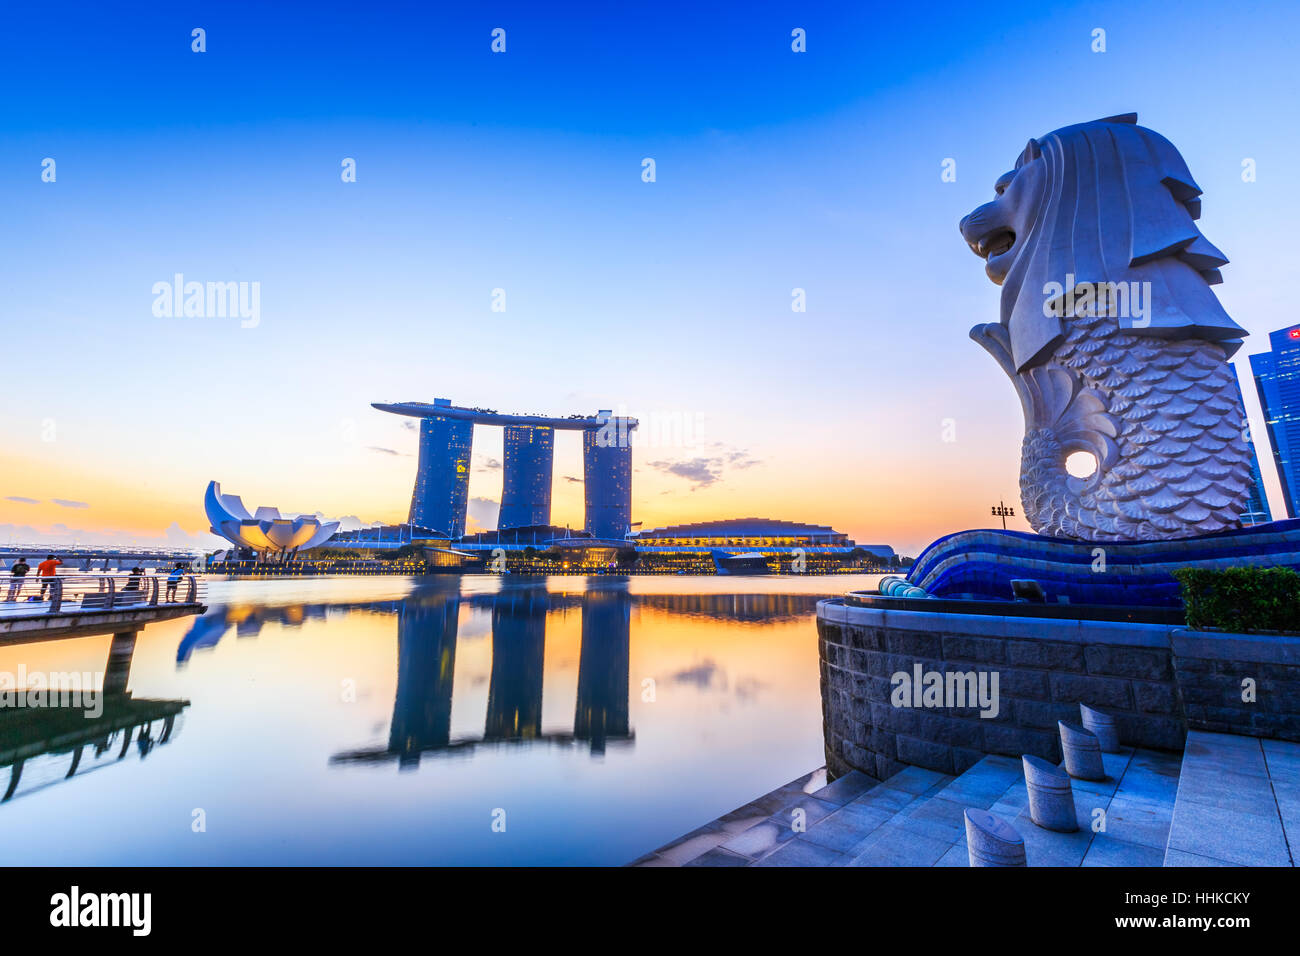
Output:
1172,566,1300,633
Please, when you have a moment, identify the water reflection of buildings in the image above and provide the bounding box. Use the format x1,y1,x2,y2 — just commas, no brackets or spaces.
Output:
632,592,821,623
178,589,820,663
1,632,189,803
177,599,406,663
336,581,634,767
177,582,820,770
388,582,460,764
575,588,631,753
485,586,548,742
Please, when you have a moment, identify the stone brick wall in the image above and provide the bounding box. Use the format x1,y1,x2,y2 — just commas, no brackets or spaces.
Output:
1172,630,1300,742
816,600,1294,782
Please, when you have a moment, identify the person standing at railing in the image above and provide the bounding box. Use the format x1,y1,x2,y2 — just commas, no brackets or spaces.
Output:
36,554,62,599
165,562,186,602
123,566,144,593
5,557,30,602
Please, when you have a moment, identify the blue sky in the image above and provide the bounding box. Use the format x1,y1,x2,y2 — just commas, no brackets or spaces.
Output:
2,0,1298,552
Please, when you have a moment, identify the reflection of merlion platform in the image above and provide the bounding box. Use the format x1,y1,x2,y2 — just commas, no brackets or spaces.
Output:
1,632,189,803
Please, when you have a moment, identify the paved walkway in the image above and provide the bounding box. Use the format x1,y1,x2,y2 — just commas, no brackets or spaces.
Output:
1164,731,1298,866
632,731,1298,866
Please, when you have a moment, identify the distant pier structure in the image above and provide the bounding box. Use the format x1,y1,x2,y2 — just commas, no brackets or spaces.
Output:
373,399,638,540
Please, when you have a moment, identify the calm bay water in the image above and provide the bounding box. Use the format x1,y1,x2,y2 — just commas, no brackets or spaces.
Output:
0,573,882,865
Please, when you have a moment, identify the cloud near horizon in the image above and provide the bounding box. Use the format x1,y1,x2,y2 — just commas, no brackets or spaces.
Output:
0,521,224,550
465,496,500,534
647,445,764,490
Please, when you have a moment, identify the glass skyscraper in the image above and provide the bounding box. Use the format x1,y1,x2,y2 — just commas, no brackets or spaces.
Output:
582,413,635,540
499,425,554,529
408,400,474,538
1250,324,1300,519
376,399,638,540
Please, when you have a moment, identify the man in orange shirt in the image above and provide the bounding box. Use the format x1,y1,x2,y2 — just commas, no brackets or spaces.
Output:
37,554,62,599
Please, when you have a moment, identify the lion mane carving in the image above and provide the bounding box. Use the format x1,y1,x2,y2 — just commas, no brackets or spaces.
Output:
959,113,1253,541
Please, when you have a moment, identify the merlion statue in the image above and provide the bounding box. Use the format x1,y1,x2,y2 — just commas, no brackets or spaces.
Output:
959,113,1253,541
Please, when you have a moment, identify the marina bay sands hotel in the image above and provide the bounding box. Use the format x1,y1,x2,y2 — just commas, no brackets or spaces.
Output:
373,399,637,540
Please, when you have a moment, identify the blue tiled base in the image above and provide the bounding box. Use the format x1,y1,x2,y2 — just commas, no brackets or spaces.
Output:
907,520,1300,607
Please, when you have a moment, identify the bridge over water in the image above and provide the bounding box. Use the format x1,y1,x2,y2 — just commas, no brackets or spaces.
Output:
1,573,207,643
1,547,199,572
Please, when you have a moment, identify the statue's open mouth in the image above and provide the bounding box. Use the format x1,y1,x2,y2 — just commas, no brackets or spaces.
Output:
976,228,1016,260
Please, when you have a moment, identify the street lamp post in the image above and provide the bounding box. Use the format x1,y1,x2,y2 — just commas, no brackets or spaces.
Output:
991,501,1015,530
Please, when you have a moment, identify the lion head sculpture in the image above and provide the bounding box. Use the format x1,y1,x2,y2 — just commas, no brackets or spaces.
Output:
957,115,1254,541
959,113,1245,372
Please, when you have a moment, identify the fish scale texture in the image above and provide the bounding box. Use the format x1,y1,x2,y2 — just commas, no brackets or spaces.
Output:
1021,311,1251,540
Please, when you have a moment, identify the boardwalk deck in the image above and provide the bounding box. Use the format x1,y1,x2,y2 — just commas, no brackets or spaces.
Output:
0,574,206,642
0,603,206,643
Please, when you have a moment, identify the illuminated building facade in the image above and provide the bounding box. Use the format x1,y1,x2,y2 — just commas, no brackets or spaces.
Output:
631,518,857,549
630,518,888,573
1250,324,1300,518
374,399,638,539
583,413,634,541
499,425,555,530
409,401,474,538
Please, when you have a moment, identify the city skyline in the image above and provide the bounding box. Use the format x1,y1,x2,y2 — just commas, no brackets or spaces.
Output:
3,1,1299,555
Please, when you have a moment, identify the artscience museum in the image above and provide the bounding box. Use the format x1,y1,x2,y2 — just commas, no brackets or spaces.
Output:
204,481,340,558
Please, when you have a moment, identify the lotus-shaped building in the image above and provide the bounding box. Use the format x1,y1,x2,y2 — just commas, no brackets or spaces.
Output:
204,481,339,557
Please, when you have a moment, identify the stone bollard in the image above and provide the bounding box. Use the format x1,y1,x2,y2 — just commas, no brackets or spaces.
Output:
1079,703,1120,753
1022,755,1078,832
964,808,1027,867
1058,721,1106,781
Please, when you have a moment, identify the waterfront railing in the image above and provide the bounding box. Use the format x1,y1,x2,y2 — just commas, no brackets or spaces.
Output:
0,573,206,614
